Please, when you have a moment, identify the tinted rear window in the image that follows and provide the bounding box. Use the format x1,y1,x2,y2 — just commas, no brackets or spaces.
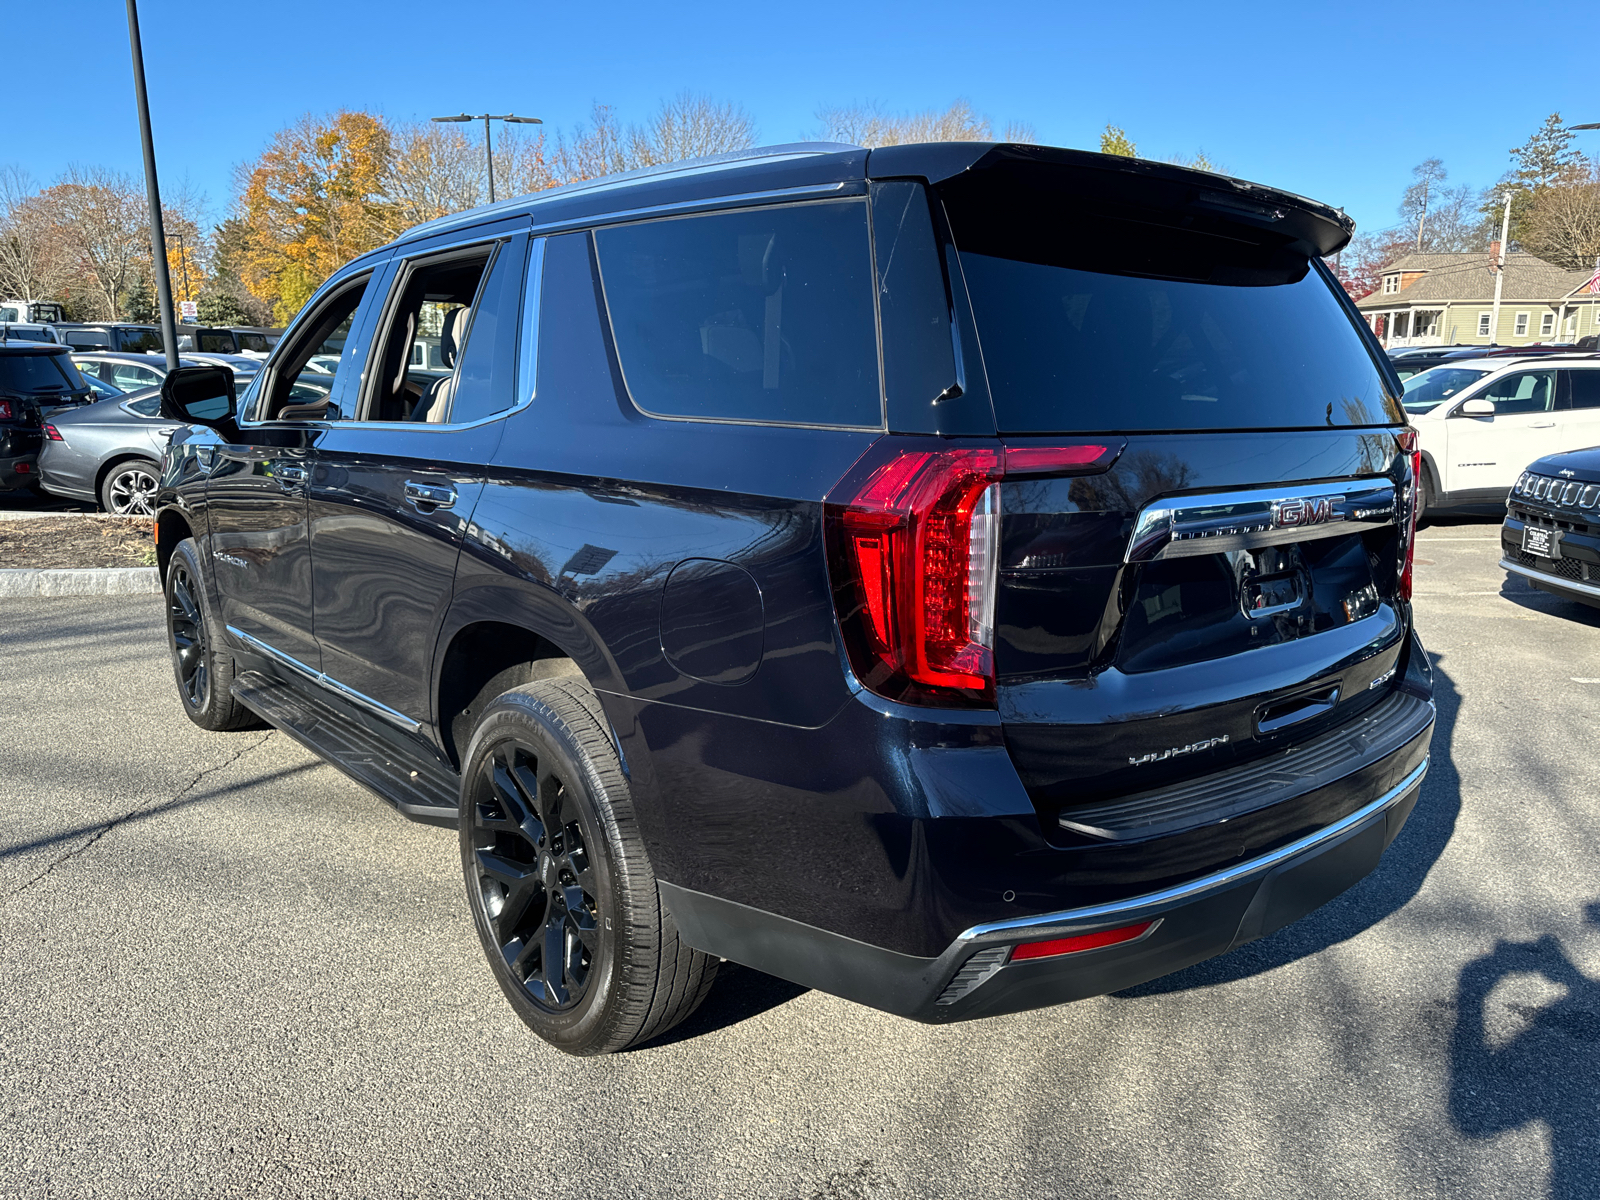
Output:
0,353,80,393
595,200,882,428
116,328,164,352
945,177,1401,433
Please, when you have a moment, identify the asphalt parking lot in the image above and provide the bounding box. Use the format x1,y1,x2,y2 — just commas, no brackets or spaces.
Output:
3,519,1598,1200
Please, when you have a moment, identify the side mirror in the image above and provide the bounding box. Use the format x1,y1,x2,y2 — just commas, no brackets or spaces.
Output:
159,365,237,432
1458,397,1495,417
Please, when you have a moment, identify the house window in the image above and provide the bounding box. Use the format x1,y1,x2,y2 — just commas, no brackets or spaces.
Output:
1414,310,1440,337
1514,313,1529,336
1541,312,1555,336
1393,312,1410,338
1383,275,1399,295
1478,312,1492,337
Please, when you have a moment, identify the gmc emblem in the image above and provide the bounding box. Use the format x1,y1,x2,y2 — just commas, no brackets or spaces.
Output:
1271,496,1343,528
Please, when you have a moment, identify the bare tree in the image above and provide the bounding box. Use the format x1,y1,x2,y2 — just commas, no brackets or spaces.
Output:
1417,183,1481,252
550,103,633,184
814,99,995,147
627,92,757,167
386,120,487,230
38,166,150,320
1521,166,1600,269
1401,159,1449,249
0,166,76,304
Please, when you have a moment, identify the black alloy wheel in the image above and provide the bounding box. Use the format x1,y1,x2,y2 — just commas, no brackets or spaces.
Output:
163,538,263,732
459,679,718,1055
470,742,601,1010
168,557,209,711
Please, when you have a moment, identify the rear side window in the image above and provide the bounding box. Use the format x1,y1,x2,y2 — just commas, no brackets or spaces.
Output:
198,332,236,352
595,200,882,428
1567,370,1600,410
116,328,163,353
236,332,272,353
66,331,107,349
943,172,1401,433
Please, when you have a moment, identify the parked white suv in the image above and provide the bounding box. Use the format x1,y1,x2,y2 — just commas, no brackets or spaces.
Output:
1402,355,1600,515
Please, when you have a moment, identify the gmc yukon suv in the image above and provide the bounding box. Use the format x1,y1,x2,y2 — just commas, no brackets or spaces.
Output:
153,142,1434,1055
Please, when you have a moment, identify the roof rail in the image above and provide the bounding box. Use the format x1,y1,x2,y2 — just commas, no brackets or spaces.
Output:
394,141,864,245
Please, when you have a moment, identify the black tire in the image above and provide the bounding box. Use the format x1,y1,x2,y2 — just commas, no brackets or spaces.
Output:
101,457,160,516
165,538,264,732
459,678,718,1055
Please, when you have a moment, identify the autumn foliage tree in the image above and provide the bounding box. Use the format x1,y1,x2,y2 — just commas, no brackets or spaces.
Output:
238,110,394,323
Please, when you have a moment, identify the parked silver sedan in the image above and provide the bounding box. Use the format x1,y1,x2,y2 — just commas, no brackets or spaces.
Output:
37,388,179,515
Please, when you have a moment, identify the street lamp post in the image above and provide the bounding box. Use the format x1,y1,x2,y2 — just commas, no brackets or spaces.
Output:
125,0,178,370
430,112,543,204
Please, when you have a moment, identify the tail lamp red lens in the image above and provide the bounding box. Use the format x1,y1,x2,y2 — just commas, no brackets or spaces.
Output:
43,424,62,441
825,439,1117,708
0,401,12,421
13,461,29,474
1011,920,1155,962
1398,428,1420,601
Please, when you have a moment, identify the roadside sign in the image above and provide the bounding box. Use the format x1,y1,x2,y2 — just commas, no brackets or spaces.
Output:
179,300,198,321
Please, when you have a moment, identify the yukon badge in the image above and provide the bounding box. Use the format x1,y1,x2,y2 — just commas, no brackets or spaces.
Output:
1129,735,1229,766
1271,495,1343,529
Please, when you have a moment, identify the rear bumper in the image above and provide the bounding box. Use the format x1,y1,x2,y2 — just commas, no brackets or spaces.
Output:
0,454,37,488
664,755,1428,1022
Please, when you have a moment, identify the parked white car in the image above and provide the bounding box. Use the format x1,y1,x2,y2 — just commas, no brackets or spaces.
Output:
1402,355,1600,515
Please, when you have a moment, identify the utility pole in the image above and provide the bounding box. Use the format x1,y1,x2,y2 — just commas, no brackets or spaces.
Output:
176,230,191,311
125,0,178,370
1414,177,1430,250
1489,191,1512,345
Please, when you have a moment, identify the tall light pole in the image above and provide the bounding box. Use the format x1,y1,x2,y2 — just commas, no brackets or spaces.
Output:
125,0,178,369
430,113,543,205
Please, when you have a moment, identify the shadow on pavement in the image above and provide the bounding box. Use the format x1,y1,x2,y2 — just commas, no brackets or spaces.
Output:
634,961,809,1051
1498,570,1600,629
1113,651,1462,998
0,486,95,514
1449,903,1600,1200
0,760,320,866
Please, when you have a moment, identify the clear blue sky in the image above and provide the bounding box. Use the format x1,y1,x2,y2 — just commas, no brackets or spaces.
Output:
10,0,1600,240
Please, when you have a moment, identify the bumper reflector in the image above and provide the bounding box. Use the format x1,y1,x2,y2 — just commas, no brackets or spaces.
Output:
1011,920,1155,961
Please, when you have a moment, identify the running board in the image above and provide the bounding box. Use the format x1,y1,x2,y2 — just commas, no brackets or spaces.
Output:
232,670,460,827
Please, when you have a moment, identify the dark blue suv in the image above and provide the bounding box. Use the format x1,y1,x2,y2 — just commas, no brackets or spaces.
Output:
153,142,1435,1055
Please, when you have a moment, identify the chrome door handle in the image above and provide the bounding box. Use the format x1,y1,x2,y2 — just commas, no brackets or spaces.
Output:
276,464,307,484
405,481,456,510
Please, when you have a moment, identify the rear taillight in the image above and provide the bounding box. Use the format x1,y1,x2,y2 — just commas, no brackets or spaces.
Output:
43,424,62,441
825,438,1118,707
1398,427,1420,601
0,401,11,421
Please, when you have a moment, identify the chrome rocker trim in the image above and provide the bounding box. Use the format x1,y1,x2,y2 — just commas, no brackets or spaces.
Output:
225,625,423,734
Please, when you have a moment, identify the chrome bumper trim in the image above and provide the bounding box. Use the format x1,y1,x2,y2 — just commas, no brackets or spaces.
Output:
1502,558,1600,599
957,755,1430,947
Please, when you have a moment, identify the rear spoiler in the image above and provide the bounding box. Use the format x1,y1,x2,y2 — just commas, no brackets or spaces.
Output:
866,143,1355,259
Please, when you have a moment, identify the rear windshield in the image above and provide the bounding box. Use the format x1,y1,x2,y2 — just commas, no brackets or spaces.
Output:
0,353,83,394
944,177,1401,433
1401,366,1489,414
2,326,54,342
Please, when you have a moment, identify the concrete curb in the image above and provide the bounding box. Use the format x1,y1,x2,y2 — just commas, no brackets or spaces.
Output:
0,568,161,596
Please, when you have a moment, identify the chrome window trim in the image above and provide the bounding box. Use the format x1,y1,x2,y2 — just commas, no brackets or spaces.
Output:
226,625,422,733
240,238,546,436
956,756,1430,949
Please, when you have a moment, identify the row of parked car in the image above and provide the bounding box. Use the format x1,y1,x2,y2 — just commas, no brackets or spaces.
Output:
0,313,281,359
1388,342,1600,610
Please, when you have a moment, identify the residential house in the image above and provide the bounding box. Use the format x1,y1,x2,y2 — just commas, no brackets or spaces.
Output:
1353,249,1600,348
